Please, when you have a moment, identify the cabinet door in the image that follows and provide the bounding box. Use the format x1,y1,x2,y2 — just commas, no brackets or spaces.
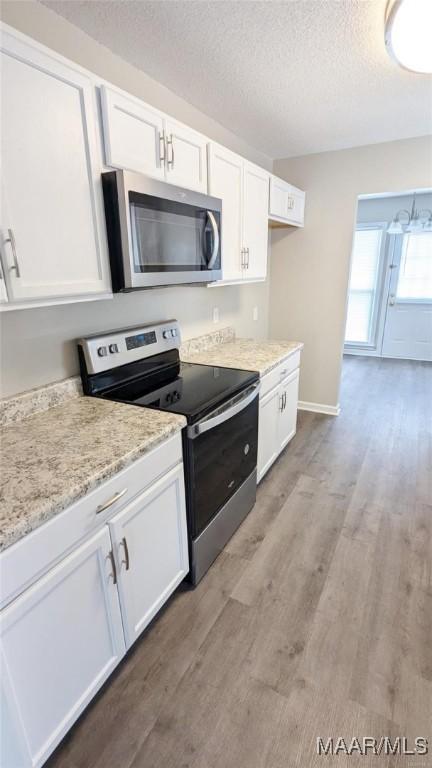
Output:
0,31,110,302
287,187,305,226
257,386,280,482
278,369,299,451
242,162,269,280
269,175,290,219
164,118,208,193
108,464,189,649
208,143,244,282
100,85,165,179
0,260,8,303
0,528,125,768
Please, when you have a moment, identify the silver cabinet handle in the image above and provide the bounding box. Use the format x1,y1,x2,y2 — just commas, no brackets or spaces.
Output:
167,134,174,167
246,247,250,269
279,393,284,412
206,211,220,269
241,248,245,269
389,294,396,306
159,131,166,164
121,536,130,570
96,488,127,514
283,392,287,410
108,550,117,585
5,229,20,277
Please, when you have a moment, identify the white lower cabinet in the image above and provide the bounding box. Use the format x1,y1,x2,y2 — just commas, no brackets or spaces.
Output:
257,365,300,482
108,464,189,649
0,438,189,768
257,386,280,480
278,370,300,451
0,527,125,768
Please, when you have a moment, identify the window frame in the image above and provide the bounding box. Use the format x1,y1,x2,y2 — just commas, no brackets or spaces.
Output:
344,221,388,351
394,230,432,304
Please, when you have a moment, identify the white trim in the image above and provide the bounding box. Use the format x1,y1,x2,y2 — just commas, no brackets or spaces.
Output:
344,221,388,352
344,347,380,358
0,292,113,312
298,400,340,416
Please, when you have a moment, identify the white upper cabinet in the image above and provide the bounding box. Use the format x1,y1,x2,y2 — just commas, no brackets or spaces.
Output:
164,118,208,192
0,28,111,305
108,464,189,649
242,162,270,280
208,143,244,281
208,145,269,284
100,85,165,180
269,174,305,227
101,86,208,193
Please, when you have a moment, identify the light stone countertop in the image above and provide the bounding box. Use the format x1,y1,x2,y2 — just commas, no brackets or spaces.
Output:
182,338,303,376
0,397,186,553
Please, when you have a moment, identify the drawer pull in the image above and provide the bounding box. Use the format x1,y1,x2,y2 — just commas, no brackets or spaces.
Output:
96,488,128,514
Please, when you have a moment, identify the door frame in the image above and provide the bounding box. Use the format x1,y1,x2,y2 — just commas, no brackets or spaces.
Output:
380,231,432,361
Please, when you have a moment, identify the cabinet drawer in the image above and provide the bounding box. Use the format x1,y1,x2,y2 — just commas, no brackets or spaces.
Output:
259,351,301,399
0,433,182,608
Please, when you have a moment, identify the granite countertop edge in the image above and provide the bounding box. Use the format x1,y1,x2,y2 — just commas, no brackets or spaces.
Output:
182,339,304,376
0,402,186,554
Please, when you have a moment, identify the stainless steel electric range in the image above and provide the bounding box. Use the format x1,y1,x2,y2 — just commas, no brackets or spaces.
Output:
78,320,259,584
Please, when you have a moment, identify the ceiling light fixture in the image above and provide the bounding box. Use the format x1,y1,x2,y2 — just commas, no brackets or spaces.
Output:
385,0,432,74
387,192,432,233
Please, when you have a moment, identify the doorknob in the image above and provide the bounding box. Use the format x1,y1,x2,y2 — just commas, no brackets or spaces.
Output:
389,294,396,306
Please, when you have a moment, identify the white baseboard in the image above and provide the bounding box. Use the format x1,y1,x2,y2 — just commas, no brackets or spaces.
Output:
298,400,341,416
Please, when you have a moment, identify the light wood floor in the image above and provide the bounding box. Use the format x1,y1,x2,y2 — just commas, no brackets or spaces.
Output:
48,356,432,768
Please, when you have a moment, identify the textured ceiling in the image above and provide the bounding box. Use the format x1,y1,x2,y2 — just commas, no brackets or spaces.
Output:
41,0,432,159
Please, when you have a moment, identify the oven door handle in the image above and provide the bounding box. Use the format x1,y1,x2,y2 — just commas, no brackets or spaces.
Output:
206,211,220,269
187,381,260,439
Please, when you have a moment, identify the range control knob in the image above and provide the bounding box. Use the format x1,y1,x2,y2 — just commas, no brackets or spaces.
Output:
163,330,171,339
109,343,119,354
97,346,107,357
171,328,177,338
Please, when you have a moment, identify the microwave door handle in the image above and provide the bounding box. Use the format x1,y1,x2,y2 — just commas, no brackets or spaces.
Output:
205,211,220,269
187,382,260,439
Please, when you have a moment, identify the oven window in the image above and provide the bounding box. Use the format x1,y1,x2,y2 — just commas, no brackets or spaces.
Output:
185,396,258,538
129,193,220,273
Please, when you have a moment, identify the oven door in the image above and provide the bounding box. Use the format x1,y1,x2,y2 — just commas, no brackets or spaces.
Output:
103,170,222,289
184,382,259,539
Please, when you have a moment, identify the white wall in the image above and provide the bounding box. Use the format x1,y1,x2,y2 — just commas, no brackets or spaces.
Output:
269,136,432,409
0,1,272,397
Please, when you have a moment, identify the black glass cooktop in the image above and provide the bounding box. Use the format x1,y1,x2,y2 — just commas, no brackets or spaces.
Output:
102,360,259,424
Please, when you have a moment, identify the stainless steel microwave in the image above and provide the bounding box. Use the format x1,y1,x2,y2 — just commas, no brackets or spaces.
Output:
101,170,222,290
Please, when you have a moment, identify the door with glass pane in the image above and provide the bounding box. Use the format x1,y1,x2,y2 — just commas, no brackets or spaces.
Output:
381,232,432,361
345,225,385,348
